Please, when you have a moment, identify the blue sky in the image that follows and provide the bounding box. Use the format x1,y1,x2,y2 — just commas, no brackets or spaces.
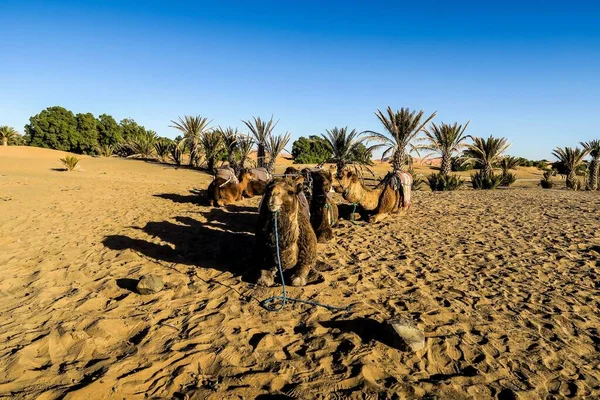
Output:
1,0,599,159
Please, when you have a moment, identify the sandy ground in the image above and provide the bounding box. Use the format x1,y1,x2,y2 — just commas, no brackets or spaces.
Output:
1,146,599,399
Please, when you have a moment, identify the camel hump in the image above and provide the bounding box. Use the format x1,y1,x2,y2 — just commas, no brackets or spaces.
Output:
215,167,238,183
250,167,271,182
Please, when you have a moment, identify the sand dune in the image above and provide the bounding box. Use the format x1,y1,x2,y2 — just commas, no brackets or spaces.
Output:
1,147,599,399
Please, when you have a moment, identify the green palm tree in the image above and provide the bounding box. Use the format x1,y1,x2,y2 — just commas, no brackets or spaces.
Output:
321,127,365,173
364,107,437,172
200,130,224,171
580,140,600,190
234,134,255,170
217,126,239,169
462,136,511,178
500,156,520,174
420,121,470,176
265,132,291,173
552,146,589,190
242,116,277,168
0,126,18,146
170,116,212,167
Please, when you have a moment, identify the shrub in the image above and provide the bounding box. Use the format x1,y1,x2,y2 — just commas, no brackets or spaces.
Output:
500,172,517,187
540,170,555,189
427,173,465,191
471,170,503,190
96,144,114,157
451,156,473,171
170,141,184,165
409,168,425,190
60,155,80,171
154,138,173,162
291,135,332,164
119,130,157,158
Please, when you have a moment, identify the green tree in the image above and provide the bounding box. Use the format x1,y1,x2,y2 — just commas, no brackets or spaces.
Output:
200,130,224,171
0,126,18,146
242,116,277,168
75,112,99,154
552,146,589,190
97,114,123,147
461,136,511,179
420,121,470,175
580,140,600,190
170,116,211,167
266,132,291,173
291,135,332,164
119,118,147,141
25,106,80,152
365,107,437,172
321,127,365,173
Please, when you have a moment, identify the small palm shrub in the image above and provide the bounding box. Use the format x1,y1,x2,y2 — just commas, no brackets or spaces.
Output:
540,170,555,189
154,138,173,162
97,144,114,157
500,172,517,187
471,170,503,190
120,130,158,158
60,155,80,171
427,172,465,191
409,168,425,190
170,141,184,165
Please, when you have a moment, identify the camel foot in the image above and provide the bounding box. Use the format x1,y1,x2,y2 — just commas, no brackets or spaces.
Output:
290,274,307,287
257,270,276,287
369,213,388,223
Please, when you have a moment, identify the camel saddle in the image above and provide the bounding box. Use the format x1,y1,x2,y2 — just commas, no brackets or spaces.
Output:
386,171,413,206
250,167,271,182
215,167,238,185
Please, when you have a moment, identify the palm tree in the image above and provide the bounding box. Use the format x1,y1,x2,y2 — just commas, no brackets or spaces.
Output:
461,136,511,178
200,131,224,171
265,132,291,173
500,156,520,174
321,127,364,173
242,116,277,168
364,107,437,172
170,116,211,167
0,126,18,146
235,134,254,170
420,121,470,176
217,126,239,170
581,140,600,190
552,146,589,190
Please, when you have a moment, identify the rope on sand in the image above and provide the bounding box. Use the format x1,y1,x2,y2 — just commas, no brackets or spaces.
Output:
260,211,351,313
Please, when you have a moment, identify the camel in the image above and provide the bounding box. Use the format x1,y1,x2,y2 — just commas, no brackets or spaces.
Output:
255,176,317,287
309,169,338,242
243,167,272,198
335,169,411,222
208,169,255,206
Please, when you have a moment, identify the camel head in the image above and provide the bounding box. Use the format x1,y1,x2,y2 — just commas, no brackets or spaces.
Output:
267,176,304,213
334,169,360,194
312,169,333,195
239,169,256,183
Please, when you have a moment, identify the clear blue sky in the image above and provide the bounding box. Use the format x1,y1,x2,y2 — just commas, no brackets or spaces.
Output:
1,0,599,159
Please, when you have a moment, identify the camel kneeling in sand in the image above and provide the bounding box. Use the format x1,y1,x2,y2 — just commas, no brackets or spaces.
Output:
208,169,255,206
335,169,411,222
310,169,338,242
255,176,317,287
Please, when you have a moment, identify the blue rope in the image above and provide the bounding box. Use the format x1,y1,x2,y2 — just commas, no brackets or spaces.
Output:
260,211,351,313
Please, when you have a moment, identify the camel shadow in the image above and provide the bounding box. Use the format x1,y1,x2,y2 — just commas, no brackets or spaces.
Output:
320,317,409,351
337,203,370,222
103,210,259,281
154,189,206,205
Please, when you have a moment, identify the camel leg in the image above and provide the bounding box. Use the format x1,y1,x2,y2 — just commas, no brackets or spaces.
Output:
291,228,317,287
369,212,389,223
317,227,333,243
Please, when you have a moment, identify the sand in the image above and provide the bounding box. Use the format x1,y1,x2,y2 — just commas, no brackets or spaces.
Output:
1,146,599,399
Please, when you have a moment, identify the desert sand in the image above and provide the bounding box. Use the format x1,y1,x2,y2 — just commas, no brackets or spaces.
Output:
1,146,599,399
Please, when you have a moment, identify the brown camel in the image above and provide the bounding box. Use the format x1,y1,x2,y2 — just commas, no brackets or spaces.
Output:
243,167,272,198
310,169,338,242
255,176,317,287
208,169,255,206
335,169,408,222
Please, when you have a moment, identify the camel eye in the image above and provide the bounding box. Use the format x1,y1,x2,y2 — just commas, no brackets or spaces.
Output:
288,190,295,196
